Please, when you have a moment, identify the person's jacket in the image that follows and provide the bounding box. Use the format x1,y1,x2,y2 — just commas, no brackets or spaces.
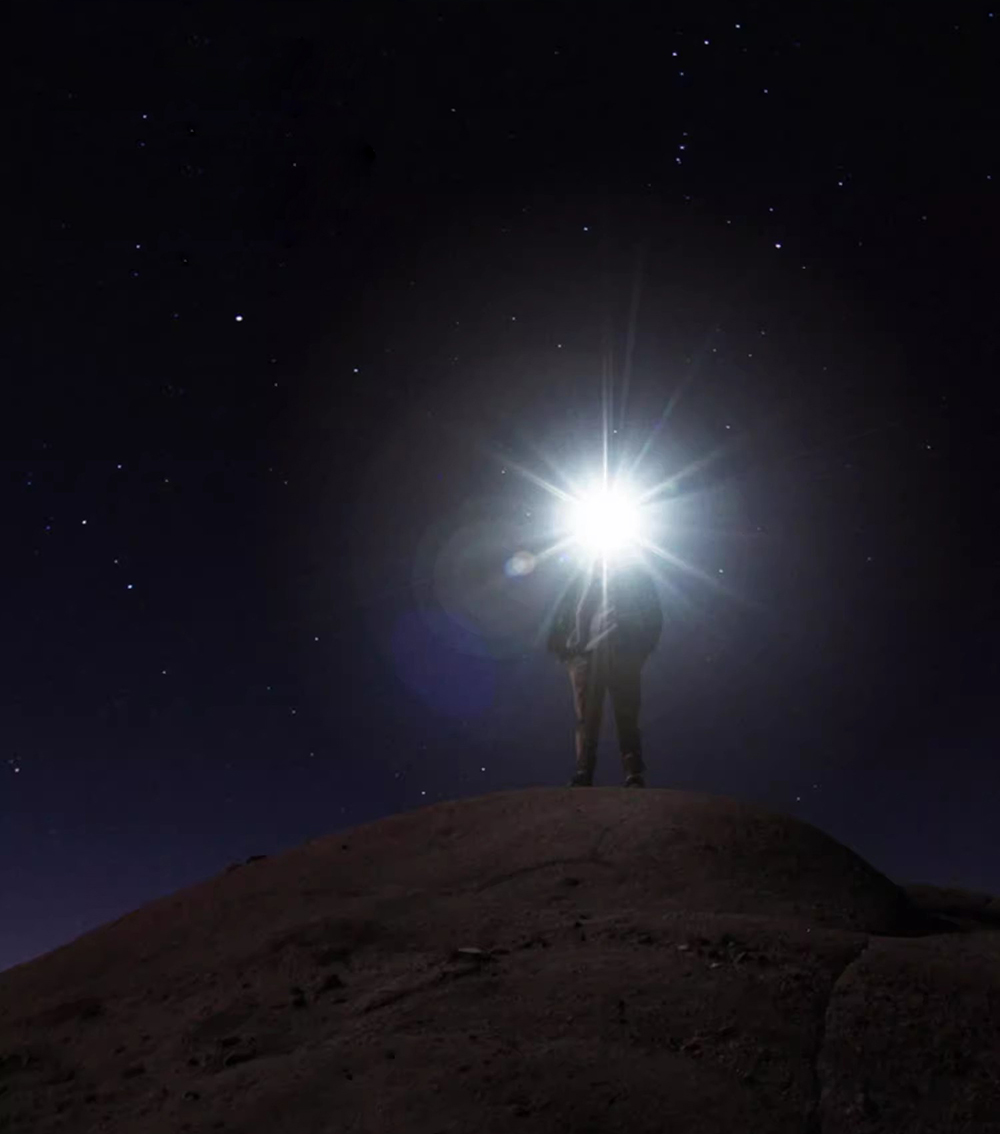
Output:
546,564,662,661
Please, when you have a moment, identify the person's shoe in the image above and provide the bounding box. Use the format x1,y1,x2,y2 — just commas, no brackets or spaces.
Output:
622,753,645,787
568,771,593,787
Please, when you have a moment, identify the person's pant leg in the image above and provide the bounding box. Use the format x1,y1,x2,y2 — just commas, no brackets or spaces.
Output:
609,647,644,776
568,652,605,774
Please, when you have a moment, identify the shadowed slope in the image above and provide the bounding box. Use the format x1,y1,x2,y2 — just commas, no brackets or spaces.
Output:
1,788,996,1133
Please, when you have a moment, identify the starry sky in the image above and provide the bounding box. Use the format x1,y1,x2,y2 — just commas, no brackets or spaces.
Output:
4,3,998,972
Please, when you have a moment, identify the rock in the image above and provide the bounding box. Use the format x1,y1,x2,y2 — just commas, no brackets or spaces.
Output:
0,787,996,1133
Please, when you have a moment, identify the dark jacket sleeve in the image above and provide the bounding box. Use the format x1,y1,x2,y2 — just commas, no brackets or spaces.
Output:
632,572,663,656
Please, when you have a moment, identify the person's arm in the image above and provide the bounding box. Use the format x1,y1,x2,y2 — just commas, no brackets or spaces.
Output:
546,587,577,659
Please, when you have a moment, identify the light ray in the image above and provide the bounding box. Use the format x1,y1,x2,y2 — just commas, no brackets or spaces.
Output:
490,454,580,504
636,538,763,611
637,439,734,504
623,369,697,483
531,535,579,563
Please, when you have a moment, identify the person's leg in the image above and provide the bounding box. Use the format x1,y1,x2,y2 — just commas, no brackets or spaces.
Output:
568,651,605,780
609,647,644,781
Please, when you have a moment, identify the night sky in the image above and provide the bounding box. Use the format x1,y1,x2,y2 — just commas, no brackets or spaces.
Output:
4,3,998,973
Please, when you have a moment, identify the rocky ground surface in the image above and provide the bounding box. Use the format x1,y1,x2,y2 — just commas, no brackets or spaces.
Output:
2,786,998,1133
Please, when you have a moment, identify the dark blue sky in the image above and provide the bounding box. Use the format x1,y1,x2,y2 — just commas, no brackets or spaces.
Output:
3,2,998,972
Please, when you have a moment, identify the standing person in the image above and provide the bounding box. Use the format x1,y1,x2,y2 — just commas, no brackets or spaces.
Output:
546,559,662,787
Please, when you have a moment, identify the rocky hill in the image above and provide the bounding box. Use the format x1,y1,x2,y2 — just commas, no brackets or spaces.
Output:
1,787,998,1133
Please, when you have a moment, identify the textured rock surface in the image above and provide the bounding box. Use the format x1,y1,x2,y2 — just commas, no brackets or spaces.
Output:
1,787,997,1133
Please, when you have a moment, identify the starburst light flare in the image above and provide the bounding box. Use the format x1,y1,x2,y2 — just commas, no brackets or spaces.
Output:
565,480,644,560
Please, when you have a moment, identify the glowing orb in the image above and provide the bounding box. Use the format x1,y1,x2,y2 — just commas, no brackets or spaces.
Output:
504,550,536,577
566,482,643,558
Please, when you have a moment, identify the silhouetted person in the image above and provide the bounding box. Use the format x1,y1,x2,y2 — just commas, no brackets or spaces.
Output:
546,559,662,787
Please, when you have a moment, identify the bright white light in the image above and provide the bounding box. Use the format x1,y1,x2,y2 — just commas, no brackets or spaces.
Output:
566,482,643,559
